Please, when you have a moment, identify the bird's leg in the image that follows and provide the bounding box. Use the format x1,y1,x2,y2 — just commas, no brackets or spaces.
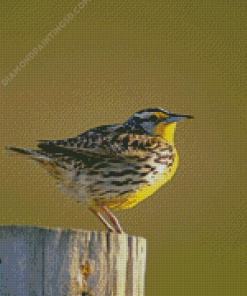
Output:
89,207,116,233
99,205,124,234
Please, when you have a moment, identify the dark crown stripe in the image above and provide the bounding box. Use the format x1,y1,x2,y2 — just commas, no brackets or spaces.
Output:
136,107,168,114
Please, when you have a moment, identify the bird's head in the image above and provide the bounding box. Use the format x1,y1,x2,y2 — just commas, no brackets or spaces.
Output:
125,107,193,143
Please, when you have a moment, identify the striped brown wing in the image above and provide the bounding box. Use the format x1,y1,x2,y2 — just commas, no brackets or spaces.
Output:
37,131,167,161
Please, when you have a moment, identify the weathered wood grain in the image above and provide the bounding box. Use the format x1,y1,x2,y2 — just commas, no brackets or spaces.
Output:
0,225,146,296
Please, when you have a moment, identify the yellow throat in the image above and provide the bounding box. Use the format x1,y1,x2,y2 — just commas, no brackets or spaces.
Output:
153,122,177,144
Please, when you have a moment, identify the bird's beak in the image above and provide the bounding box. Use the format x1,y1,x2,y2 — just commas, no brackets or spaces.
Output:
164,114,194,123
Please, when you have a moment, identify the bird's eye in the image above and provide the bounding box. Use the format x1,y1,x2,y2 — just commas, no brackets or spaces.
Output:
150,115,157,122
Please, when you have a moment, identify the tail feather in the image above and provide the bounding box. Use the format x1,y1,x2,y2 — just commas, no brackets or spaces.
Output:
6,147,51,162
7,147,33,155
6,146,79,186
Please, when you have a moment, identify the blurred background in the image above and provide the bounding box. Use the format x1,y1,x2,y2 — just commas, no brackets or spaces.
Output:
0,1,246,295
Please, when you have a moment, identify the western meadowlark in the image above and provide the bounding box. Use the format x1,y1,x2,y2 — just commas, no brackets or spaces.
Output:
7,108,193,234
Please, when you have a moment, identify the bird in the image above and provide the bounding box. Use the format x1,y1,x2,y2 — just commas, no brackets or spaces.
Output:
6,107,193,234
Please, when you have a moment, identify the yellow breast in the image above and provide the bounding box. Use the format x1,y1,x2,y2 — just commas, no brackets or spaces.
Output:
95,122,179,210
102,148,179,210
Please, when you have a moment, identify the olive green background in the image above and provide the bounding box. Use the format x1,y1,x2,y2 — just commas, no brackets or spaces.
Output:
0,1,246,295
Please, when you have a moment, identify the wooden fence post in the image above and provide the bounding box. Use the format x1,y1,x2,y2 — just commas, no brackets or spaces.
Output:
0,225,146,296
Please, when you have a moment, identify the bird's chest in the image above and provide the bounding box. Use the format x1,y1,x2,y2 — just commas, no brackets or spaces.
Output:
98,147,178,209
141,144,177,180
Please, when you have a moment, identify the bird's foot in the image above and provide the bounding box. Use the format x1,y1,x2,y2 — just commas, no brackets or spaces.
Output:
89,206,124,234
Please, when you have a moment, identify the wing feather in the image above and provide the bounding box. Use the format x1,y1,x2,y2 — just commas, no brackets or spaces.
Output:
37,125,164,161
